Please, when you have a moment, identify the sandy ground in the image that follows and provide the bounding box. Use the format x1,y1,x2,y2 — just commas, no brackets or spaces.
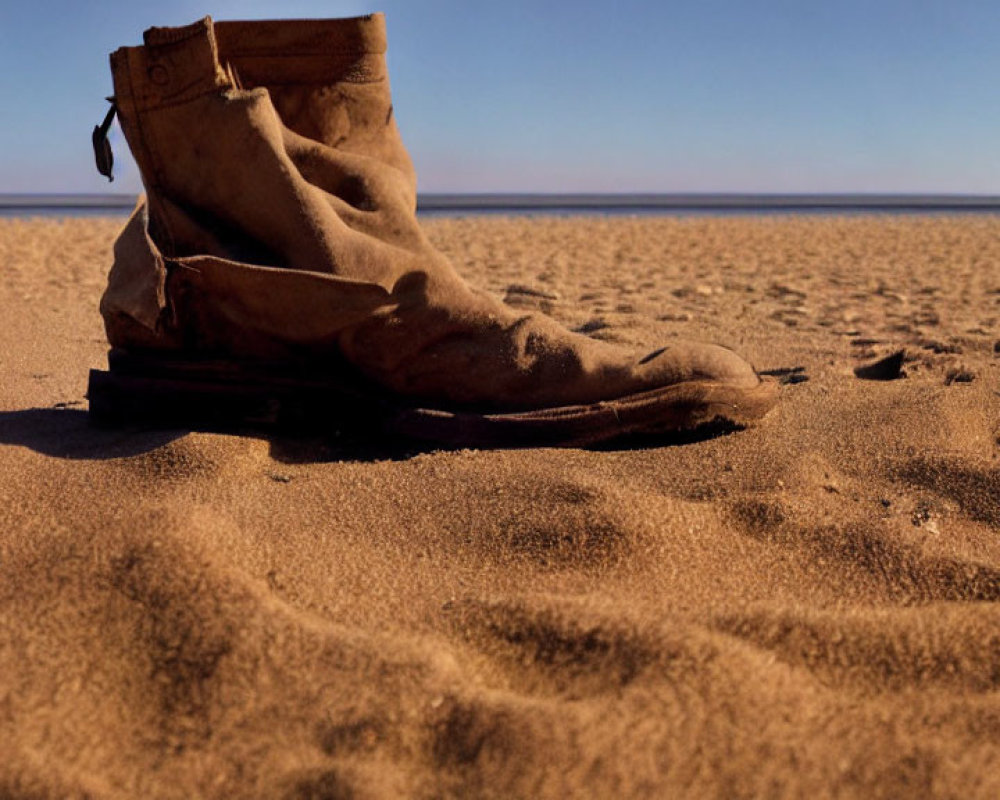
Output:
1,214,998,798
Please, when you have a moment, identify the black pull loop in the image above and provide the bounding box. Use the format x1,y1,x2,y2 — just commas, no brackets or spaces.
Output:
92,98,117,182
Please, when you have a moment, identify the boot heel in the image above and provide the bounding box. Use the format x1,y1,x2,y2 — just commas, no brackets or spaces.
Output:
87,352,388,437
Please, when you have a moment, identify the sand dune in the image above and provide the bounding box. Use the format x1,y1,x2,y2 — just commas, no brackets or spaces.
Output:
1,215,998,798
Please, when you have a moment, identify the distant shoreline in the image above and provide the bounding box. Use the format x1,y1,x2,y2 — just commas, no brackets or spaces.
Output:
3,192,1000,216
417,193,1000,212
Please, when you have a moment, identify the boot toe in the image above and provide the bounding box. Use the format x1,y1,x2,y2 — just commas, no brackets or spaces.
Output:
637,341,761,389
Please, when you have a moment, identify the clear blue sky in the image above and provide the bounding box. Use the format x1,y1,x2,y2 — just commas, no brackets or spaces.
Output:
1,0,999,194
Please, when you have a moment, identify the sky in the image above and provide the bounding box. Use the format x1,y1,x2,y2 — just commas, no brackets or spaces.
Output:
1,0,999,195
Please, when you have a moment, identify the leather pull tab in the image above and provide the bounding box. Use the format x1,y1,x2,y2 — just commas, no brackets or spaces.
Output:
92,99,117,182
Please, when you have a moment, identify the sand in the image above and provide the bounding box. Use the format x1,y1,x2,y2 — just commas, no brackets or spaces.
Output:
1,214,998,798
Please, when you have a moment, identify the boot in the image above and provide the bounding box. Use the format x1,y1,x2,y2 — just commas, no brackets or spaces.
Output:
89,14,778,447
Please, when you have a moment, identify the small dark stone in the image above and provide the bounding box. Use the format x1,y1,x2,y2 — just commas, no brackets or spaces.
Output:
944,368,975,385
854,350,905,381
920,339,962,354
574,318,609,334
504,284,559,301
758,366,809,385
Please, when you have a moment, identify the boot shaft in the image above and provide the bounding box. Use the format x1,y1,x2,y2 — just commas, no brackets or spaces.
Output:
213,16,412,179
110,14,415,214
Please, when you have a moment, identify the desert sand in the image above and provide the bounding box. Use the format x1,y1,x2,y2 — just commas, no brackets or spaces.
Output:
1,214,998,798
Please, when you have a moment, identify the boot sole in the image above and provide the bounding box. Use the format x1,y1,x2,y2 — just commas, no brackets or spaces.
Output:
87,350,779,448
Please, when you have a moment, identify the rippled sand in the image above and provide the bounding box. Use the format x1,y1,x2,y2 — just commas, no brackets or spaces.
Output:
1,215,998,798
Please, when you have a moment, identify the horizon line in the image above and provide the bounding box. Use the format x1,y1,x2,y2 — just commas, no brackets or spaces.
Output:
3,191,1000,211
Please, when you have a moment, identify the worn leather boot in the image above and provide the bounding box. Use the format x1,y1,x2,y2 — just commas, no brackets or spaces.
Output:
90,14,778,447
